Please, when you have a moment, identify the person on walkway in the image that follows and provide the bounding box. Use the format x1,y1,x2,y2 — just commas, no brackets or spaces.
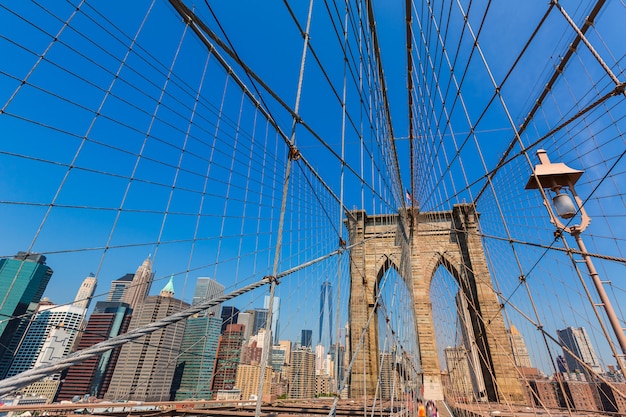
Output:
417,400,426,417
426,400,434,417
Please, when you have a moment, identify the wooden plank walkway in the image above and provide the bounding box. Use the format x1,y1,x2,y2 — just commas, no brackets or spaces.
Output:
436,401,455,417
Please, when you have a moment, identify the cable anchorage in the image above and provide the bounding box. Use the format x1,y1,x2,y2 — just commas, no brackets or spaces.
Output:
288,145,301,160
264,275,279,285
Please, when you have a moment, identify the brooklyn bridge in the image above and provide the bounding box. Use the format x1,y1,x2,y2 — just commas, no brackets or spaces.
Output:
0,1,625,416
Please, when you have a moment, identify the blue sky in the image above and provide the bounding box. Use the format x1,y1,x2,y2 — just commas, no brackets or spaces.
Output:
0,0,410,348
1,0,625,376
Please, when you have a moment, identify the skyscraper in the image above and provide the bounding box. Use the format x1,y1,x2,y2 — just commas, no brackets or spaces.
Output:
192,277,225,317
289,348,315,399
508,325,532,368
221,306,240,333
6,279,90,378
237,311,254,340
5,302,87,401
73,274,97,310
329,343,345,388
121,256,154,311
241,336,264,365
212,324,245,392
315,344,325,374
271,347,287,372
264,295,280,344
557,326,603,375
252,308,268,336
278,340,292,365
105,276,189,402
175,315,222,400
301,329,312,349
106,273,134,303
319,282,333,348
235,364,272,401
0,252,53,377
175,277,225,400
56,301,132,401
556,355,568,373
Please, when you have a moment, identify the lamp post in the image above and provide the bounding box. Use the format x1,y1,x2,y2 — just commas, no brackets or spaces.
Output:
525,149,626,377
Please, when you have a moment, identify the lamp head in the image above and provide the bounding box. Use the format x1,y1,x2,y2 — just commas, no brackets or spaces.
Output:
525,149,583,190
524,149,590,232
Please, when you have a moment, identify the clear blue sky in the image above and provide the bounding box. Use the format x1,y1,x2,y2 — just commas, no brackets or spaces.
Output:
1,0,625,375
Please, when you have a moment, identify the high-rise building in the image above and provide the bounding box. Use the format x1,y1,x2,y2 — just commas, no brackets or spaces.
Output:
241,339,263,365
174,315,222,400
174,276,224,400
106,273,134,303
6,303,86,378
5,302,86,402
557,326,603,375
264,295,280,344
508,325,533,368
0,252,53,377
105,276,189,402
329,343,345,387
289,348,315,399
252,308,268,336
192,277,225,317
121,256,154,311
278,340,292,365
0,301,42,378
315,344,325,374
301,329,312,349
212,324,245,392
221,306,240,333
319,282,333,349
73,274,97,310
270,347,287,372
235,364,272,401
237,311,254,340
56,301,132,401
316,374,332,397
5,278,96,398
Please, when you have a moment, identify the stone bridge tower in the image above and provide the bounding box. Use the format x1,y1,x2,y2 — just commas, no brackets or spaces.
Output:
345,204,524,403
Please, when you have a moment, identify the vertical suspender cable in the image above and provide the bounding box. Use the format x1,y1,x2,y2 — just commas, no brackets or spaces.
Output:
254,1,316,415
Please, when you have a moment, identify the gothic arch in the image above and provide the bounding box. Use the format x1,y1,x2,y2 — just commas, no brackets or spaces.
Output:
422,252,462,296
345,205,525,403
374,254,401,289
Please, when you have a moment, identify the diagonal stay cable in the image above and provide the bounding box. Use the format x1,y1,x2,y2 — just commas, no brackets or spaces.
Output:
0,279,265,397
0,240,351,397
168,0,396,210
365,0,406,204
473,0,609,202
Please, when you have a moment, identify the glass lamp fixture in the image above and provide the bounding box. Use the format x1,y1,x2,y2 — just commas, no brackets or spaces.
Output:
525,149,626,376
525,149,588,233
552,188,576,219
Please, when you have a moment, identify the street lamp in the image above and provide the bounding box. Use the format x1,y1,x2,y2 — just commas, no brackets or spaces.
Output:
525,149,626,377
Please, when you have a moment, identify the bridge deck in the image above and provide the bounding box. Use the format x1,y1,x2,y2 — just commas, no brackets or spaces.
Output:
0,399,615,417
448,403,614,417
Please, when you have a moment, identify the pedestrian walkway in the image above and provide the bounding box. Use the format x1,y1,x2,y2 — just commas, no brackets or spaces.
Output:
435,401,454,417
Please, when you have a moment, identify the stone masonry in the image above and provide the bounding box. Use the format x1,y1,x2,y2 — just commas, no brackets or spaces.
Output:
345,204,525,404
